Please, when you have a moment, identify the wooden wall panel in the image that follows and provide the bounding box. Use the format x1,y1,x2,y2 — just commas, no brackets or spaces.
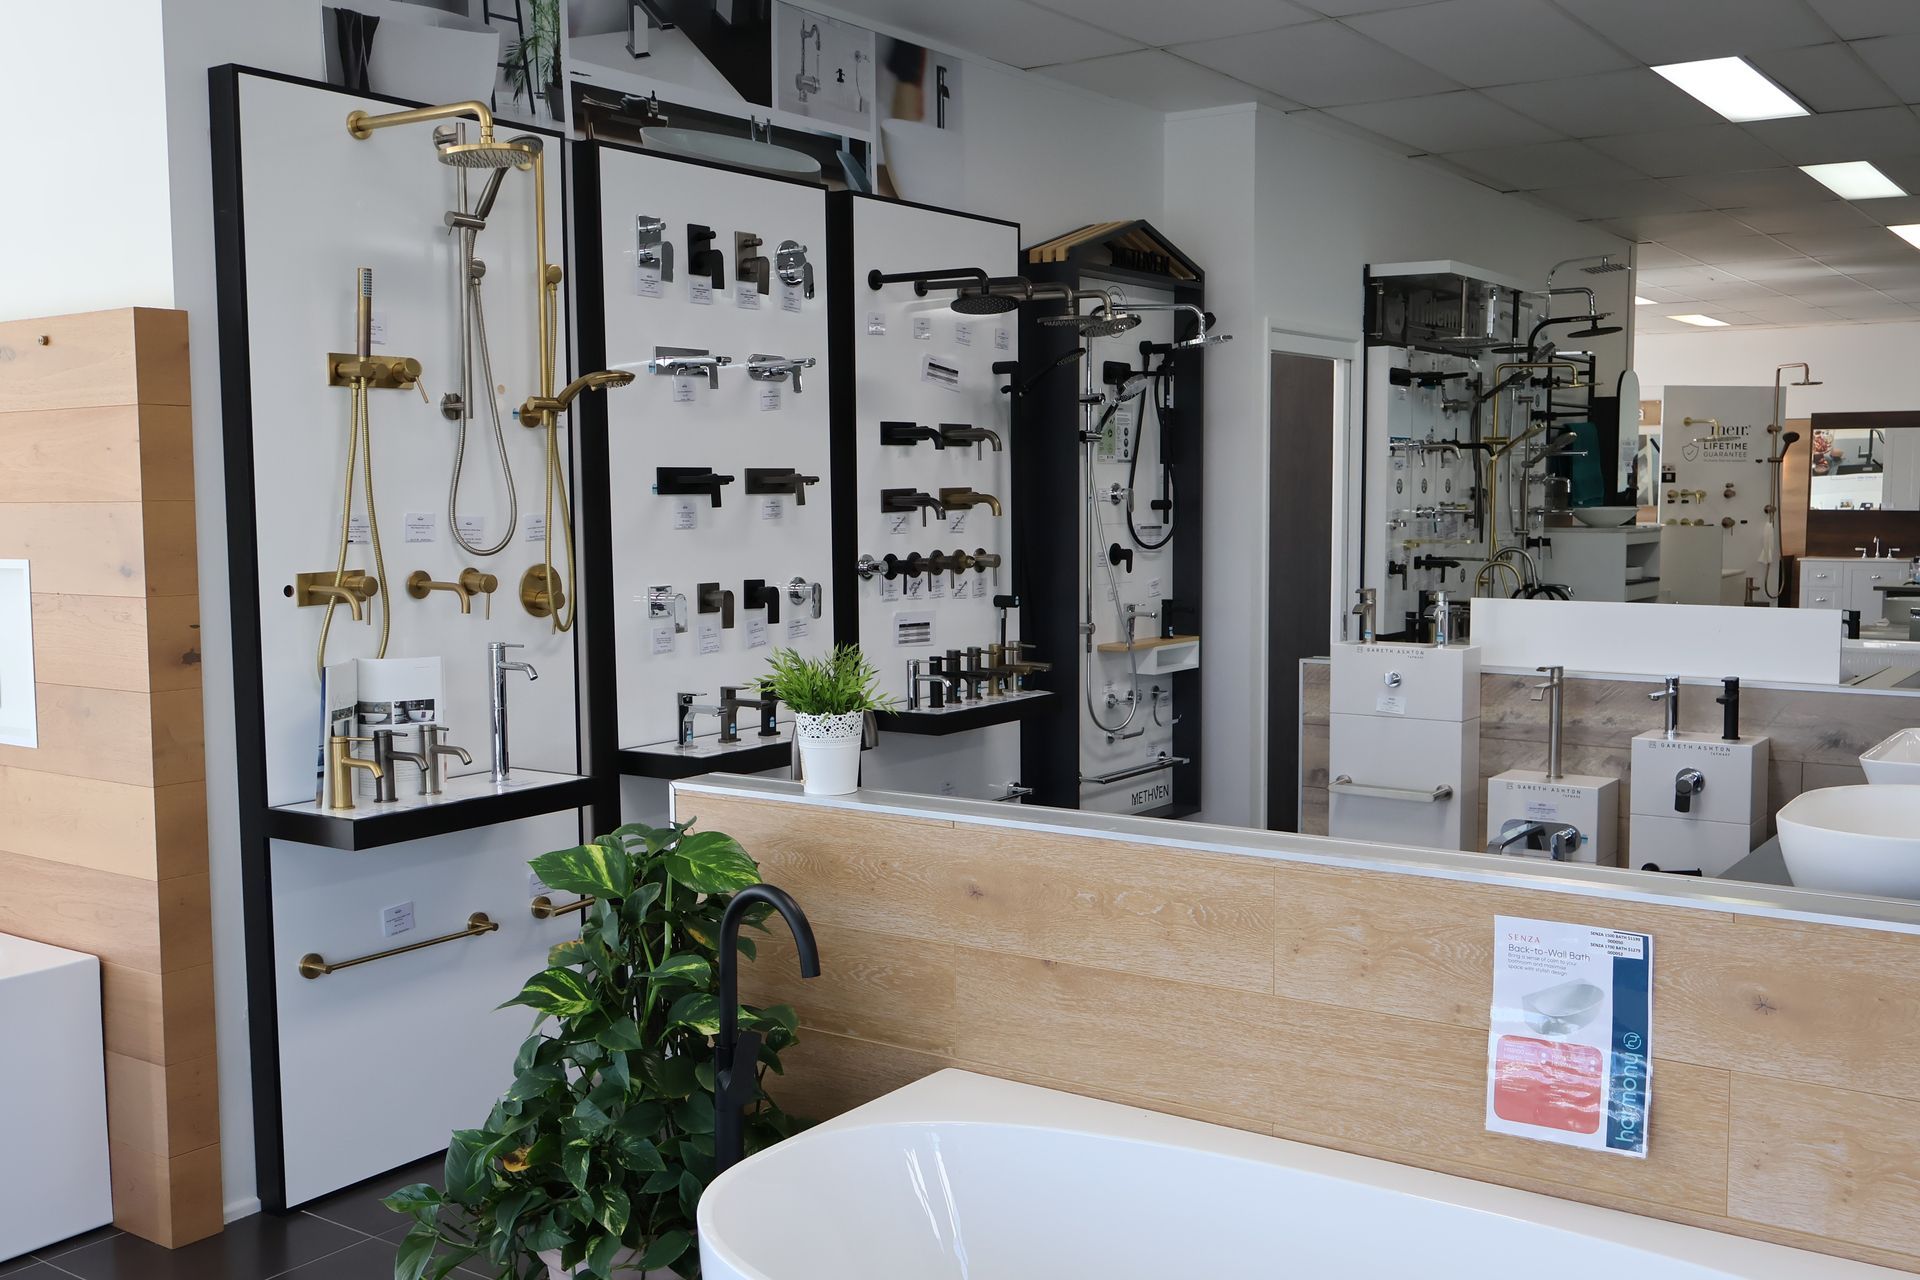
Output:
0,308,217,1248
684,787,1920,1274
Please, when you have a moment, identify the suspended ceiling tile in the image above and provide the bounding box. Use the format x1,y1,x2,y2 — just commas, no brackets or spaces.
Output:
1523,179,1707,220
1587,126,1788,180
827,0,1142,69
1301,109,1439,156
1028,0,1317,47
1594,210,1750,240
1484,69,1722,139
1748,42,1902,114
1292,0,1451,14
1634,283,1702,303
1724,257,1849,283
1442,139,1644,190
1638,265,1739,289
1804,0,1920,40
1742,107,1920,165
1775,225,1911,256
1680,276,1785,301
1668,167,1834,210
1553,0,1832,63
1823,300,1920,320
1661,234,1806,267
1344,0,1631,89
1171,20,1461,106
1325,90,1562,153
1632,243,1710,268
1726,201,1880,235
1037,49,1291,111
1850,36,1920,104
1790,277,1901,303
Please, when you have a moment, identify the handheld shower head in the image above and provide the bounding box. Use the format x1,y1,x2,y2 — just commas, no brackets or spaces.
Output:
1782,430,1803,446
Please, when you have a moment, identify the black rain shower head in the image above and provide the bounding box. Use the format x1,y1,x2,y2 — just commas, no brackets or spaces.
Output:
950,287,1022,315
1570,322,1623,338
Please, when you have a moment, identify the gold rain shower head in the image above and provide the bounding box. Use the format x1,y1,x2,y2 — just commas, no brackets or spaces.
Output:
346,100,532,169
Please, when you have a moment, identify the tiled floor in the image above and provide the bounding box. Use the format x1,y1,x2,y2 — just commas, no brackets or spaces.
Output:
0,1153,488,1280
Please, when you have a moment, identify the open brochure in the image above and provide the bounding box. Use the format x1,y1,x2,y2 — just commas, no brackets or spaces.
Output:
316,657,445,807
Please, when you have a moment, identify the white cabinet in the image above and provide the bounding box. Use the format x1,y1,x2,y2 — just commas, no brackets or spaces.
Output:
1542,527,1664,602
1800,558,1903,623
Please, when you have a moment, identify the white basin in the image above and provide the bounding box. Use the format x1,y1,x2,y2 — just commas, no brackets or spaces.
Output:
1777,784,1920,898
1860,728,1920,783
1570,506,1639,528
640,127,821,179
879,118,964,209
1521,979,1606,1037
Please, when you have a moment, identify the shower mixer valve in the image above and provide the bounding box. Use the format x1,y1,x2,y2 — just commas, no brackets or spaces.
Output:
293,569,380,622
741,579,783,625
735,232,770,293
787,576,823,619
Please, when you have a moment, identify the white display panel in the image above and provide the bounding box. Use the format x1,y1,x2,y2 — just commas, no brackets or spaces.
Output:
233,73,582,806
593,145,836,753
1659,385,1776,591
0,559,36,749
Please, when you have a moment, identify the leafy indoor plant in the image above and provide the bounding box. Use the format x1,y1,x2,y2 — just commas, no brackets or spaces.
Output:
385,823,801,1280
755,646,895,795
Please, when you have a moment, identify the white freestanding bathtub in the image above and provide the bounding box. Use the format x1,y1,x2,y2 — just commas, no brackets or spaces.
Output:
700,1070,1898,1280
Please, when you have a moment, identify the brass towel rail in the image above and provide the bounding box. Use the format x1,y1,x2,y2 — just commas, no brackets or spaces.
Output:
531,895,594,920
298,912,498,979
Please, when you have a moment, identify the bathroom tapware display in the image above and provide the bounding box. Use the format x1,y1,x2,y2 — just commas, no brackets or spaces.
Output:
1484,665,1620,866
1328,638,1482,851
1011,221,1211,815
574,138,838,783
212,68,601,1211
1629,676,1771,876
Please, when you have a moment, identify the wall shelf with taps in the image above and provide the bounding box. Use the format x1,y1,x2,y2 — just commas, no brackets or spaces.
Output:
262,769,598,852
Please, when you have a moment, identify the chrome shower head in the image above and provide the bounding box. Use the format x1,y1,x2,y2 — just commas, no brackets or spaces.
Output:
1076,308,1143,336
1175,329,1233,349
1581,258,1628,274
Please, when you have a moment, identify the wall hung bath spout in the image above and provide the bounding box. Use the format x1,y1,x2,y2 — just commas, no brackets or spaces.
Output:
370,728,427,802
735,232,770,293
1674,768,1706,814
677,692,724,747
326,735,383,811
741,578,782,625
698,582,736,629
1488,818,1582,861
657,467,736,507
636,215,673,281
882,489,947,526
488,642,537,782
743,354,816,393
689,223,725,287
939,423,1002,452
744,468,820,505
647,349,734,390
939,487,1002,516
787,576,823,618
881,421,944,449
416,724,472,796
775,239,814,297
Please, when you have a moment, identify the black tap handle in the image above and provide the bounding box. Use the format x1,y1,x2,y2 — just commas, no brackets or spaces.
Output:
1108,543,1133,573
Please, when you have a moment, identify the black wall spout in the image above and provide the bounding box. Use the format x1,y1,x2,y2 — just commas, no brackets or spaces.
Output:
713,885,819,1177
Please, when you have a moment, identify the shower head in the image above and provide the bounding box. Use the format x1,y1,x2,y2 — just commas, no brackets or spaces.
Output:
1546,255,1628,292
1797,378,1823,386
1175,329,1234,349
1582,258,1628,274
1782,430,1803,446
950,287,1022,315
438,134,533,168
1076,306,1143,336
349,101,533,171
1569,322,1623,339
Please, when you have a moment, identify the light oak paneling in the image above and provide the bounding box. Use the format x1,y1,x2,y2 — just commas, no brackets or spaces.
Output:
0,503,152,598
0,405,147,502
0,309,190,412
742,922,957,1055
0,683,164,785
764,1029,951,1123
0,766,162,879
0,848,165,971
108,1142,222,1250
146,594,203,693
31,593,156,692
106,1051,221,1158
101,963,218,1067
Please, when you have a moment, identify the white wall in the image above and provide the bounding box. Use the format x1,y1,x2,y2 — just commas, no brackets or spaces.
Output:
1161,104,1632,831
0,0,175,321
1639,322,1920,415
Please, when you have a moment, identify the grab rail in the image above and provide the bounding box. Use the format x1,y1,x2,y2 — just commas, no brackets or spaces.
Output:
1330,775,1453,804
531,895,594,920
1080,754,1190,787
297,912,498,980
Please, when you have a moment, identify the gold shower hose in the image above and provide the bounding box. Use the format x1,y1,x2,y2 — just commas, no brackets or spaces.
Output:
315,375,391,677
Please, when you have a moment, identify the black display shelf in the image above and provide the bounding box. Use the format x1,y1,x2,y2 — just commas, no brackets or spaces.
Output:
618,738,794,780
260,771,600,852
879,690,1054,736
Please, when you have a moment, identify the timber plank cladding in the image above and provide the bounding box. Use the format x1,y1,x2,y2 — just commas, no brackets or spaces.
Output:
0,309,220,1247
676,783,1920,1274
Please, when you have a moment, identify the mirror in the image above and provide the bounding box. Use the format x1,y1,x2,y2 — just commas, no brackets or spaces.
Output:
1810,424,1920,512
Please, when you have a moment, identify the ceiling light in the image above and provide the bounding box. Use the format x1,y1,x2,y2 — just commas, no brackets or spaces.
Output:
1651,57,1808,123
1890,224,1920,251
1634,296,1655,305
1800,161,1906,200
1670,314,1730,327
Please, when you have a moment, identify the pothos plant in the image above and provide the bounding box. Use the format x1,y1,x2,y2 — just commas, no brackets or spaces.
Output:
385,823,802,1280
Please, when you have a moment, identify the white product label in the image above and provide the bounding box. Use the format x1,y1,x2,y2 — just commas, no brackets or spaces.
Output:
347,514,370,545
368,312,388,347
650,622,676,655
527,872,550,896
994,327,1010,351
1135,523,1164,541
947,511,968,535
912,316,933,341
880,577,901,601
696,616,722,655
781,283,804,313
404,511,436,544
887,513,913,536
525,514,546,543
951,574,971,600
672,377,696,404
1115,406,1134,435
894,610,934,646
673,498,698,531
735,282,762,309
954,321,973,347
866,311,887,336
689,278,714,305
1146,577,1163,599
927,574,946,599
786,615,811,641
636,264,663,298
759,385,782,412
1375,694,1407,716
902,574,926,599
921,355,962,392
1487,916,1652,1158
760,496,785,522
381,901,415,937
744,615,770,650
456,515,486,544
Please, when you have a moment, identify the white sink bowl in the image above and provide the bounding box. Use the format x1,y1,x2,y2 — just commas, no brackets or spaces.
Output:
1570,506,1639,528
640,127,822,179
1861,728,1920,783
1777,784,1920,897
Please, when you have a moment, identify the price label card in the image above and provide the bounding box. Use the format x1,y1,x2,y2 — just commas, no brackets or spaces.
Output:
928,575,946,599
894,610,934,647
952,575,971,601
404,511,436,544
887,513,913,536
456,515,486,544
759,384,782,412
866,311,888,336
902,575,925,599
736,282,763,309
995,327,1010,351
636,265,663,298
921,354,962,392
954,321,973,347
673,498,698,531
672,377,696,404
781,283,804,313
745,616,771,650
696,616,722,655
786,616,811,641
525,514,546,543
368,312,388,346
947,511,968,535
760,496,784,522
347,514,370,545
689,278,714,306
912,315,932,341
880,577,901,601
650,622,676,655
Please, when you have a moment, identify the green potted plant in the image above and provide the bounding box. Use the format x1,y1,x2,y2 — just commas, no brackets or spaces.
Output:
755,646,894,795
385,822,801,1280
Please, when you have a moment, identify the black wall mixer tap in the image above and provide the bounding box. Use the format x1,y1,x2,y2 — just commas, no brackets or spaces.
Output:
656,467,735,507
880,420,944,448
744,468,820,505
881,489,948,526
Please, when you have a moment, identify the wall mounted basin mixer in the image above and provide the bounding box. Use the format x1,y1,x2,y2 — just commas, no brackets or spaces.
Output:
880,421,945,449
488,642,538,782
939,423,1003,452
415,724,472,796
939,487,1002,516
881,489,947,527
656,467,736,508
370,728,428,802
1487,818,1582,861
646,352,733,389
677,692,724,747
743,468,821,505
744,354,816,392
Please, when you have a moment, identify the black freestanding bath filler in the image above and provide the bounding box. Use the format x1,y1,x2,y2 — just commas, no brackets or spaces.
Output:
714,884,821,1176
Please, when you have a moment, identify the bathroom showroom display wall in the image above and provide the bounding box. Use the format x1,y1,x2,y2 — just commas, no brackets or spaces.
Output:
677,777,1920,1274
211,68,597,1210
1299,661,1910,860
576,139,836,783
0,308,220,1247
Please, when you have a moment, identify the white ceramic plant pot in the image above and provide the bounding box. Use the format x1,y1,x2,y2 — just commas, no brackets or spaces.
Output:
796,711,864,796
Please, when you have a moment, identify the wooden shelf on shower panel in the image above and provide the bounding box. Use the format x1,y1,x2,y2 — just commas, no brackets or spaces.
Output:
1096,634,1201,674
619,725,796,781
262,769,598,852
879,689,1054,736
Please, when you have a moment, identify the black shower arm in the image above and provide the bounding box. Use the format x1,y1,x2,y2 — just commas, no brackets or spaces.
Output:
867,267,989,294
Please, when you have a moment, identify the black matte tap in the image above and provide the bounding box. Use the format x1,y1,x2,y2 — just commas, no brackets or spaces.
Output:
720,685,780,742
881,488,948,526
741,578,782,625
936,64,950,129
1675,768,1705,814
744,468,821,506
880,420,945,449
657,466,736,508
714,885,819,1177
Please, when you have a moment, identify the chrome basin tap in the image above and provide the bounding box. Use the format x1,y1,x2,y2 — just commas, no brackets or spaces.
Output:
1488,818,1581,861
488,642,538,782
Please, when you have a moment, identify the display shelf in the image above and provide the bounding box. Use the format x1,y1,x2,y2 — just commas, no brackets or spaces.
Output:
880,689,1053,735
1096,634,1201,675
262,769,597,852
619,724,795,780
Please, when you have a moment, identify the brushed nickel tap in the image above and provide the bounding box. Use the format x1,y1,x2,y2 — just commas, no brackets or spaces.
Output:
488,642,538,782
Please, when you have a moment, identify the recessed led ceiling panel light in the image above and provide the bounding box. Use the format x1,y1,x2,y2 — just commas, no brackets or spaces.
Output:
1635,296,1656,305
1800,161,1906,200
1669,313,1731,327
1890,224,1920,251
1651,57,1808,123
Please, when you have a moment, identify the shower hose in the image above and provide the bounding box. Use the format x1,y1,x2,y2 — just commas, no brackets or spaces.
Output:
449,225,518,557
1085,395,1141,736
316,377,391,678
538,283,577,634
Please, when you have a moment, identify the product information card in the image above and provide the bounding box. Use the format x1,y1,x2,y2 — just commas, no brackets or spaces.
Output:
1486,915,1653,1158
